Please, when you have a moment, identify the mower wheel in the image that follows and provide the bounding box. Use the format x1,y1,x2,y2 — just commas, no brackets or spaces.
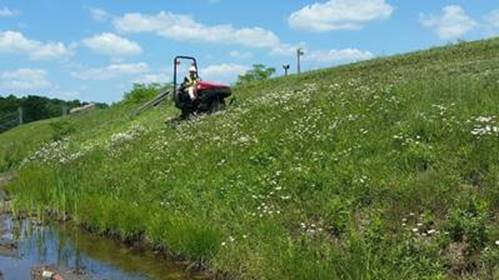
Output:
208,97,225,113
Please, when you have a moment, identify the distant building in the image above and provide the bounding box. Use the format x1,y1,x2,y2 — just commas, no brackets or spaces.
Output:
69,103,96,114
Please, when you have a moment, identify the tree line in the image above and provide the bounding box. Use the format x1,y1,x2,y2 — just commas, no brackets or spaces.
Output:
0,94,107,133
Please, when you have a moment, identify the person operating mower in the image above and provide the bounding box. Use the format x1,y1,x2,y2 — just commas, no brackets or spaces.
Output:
132,56,232,120
183,65,200,101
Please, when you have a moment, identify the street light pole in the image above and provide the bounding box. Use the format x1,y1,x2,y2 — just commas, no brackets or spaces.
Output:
62,103,67,117
18,107,23,125
297,48,304,74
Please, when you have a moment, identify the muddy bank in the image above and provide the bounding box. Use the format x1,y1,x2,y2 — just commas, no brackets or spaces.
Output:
0,212,211,279
0,174,209,280
0,179,14,260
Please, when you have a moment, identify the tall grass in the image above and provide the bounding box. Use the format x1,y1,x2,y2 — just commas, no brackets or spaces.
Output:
5,38,499,279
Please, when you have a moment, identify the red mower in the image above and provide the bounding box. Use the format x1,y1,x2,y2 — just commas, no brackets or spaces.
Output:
133,56,232,119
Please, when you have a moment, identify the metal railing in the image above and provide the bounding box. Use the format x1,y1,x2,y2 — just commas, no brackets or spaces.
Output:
0,108,22,133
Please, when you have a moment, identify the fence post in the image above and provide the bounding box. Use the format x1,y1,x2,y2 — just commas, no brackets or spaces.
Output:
18,107,23,125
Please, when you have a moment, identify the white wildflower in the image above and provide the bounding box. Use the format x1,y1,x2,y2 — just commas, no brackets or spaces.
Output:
476,116,493,123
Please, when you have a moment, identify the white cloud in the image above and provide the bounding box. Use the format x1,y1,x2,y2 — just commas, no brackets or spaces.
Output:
113,11,291,53
90,8,110,22
200,63,249,84
110,57,126,64
420,5,477,39
72,63,149,80
133,73,170,84
82,33,142,56
289,0,393,32
229,50,253,59
485,10,499,28
306,48,374,63
0,7,16,17
0,31,71,60
0,69,51,90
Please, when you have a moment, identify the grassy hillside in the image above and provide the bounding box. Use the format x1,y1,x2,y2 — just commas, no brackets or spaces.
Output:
4,39,499,279
0,85,172,172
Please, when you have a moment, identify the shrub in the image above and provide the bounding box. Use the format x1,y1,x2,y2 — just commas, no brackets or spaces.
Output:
123,83,168,104
445,198,489,252
50,119,75,141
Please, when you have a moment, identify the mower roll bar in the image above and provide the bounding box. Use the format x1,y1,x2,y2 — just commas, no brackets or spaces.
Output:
131,56,199,117
173,56,198,94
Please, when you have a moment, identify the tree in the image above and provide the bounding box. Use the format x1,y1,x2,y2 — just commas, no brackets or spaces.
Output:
123,83,169,104
236,64,276,86
23,95,51,123
0,95,20,114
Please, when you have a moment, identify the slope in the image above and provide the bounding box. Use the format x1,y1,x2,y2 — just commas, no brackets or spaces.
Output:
5,38,499,279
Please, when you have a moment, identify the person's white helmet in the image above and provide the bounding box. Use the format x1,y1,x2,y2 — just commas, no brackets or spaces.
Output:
189,66,197,73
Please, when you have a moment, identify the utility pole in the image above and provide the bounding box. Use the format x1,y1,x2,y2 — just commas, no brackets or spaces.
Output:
283,64,290,76
297,48,304,74
18,107,23,125
62,103,67,117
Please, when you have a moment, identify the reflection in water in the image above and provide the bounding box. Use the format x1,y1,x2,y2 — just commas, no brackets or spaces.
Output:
0,215,204,280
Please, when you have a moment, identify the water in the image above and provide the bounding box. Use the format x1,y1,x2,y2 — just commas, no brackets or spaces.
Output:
0,214,206,280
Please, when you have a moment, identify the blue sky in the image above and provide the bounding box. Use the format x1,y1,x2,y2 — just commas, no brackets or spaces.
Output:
1,0,498,103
